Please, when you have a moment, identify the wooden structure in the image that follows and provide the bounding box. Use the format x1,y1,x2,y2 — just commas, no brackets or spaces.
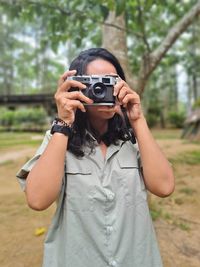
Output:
181,109,200,140
0,94,56,116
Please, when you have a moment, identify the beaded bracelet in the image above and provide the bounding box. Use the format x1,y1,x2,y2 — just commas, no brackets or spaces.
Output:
55,117,71,127
51,117,75,137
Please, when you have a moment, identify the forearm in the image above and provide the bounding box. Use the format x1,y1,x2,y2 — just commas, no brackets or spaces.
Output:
131,115,175,197
26,133,68,210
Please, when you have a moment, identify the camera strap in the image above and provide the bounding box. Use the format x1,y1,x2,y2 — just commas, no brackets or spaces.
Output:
120,107,136,144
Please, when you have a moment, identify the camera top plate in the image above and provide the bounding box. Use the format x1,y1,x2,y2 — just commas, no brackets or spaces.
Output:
68,74,119,85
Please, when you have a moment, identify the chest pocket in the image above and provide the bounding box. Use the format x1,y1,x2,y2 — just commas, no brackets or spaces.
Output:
65,153,96,212
116,141,139,170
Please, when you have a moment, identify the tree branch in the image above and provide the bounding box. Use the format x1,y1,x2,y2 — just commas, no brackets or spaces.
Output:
0,0,71,16
151,0,200,69
137,0,200,96
137,0,151,53
102,22,143,39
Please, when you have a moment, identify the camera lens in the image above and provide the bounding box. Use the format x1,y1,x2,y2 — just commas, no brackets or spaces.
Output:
90,82,106,99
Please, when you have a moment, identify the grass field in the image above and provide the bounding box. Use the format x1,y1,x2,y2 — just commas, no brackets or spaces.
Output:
0,129,200,267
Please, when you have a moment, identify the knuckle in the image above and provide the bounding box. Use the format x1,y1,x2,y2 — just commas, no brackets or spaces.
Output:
74,91,80,97
54,93,62,103
54,93,59,101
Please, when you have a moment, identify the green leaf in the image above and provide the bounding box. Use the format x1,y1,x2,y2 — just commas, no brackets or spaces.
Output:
115,0,126,16
100,5,109,20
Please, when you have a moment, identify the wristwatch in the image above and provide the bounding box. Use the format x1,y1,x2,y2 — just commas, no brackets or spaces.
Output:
50,119,73,137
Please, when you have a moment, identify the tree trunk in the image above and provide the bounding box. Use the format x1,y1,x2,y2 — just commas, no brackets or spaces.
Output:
102,2,200,97
102,11,136,89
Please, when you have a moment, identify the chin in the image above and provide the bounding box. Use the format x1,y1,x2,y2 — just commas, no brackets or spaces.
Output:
98,111,115,119
86,105,116,121
102,114,115,119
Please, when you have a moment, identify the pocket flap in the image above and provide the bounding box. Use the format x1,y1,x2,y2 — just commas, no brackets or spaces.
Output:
117,142,138,168
117,156,138,168
65,153,92,174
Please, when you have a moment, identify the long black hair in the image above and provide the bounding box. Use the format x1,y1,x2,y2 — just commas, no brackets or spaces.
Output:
67,48,135,157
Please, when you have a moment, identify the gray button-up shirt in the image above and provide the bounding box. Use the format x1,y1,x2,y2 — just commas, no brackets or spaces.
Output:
17,131,163,267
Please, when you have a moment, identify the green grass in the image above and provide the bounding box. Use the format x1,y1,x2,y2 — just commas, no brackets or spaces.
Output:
150,206,162,221
149,201,172,221
173,221,191,231
150,200,191,231
0,132,43,149
179,187,196,196
152,128,182,140
170,150,200,165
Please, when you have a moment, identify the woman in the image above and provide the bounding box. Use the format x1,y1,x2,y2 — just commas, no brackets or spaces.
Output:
17,48,175,267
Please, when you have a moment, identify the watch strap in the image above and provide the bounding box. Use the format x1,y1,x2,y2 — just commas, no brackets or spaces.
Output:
50,121,73,137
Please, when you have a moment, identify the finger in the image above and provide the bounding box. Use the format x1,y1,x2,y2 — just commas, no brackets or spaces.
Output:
109,73,122,88
61,69,77,80
64,91,93,104
58,70,77,86
122,93,140,107
113,80,127,96
59,79,87,93
64,99,86,113
117,86,129,102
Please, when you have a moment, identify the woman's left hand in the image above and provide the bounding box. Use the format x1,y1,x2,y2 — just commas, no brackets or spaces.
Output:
114,80,143,122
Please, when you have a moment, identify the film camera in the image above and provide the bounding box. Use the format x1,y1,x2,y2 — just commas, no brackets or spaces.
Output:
68,75,119,105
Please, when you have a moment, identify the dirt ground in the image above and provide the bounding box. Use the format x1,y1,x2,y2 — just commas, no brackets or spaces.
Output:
152,138,200,267
0,130,200,267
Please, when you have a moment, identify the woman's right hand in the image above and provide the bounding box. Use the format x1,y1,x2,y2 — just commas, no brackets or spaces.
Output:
54,70,93,125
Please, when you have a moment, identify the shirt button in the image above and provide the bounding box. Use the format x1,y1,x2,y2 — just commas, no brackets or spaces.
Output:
106,226,113,235
109,260,117,267
107,192,115,201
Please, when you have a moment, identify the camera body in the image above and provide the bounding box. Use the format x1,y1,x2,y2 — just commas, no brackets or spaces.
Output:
68,75,118,105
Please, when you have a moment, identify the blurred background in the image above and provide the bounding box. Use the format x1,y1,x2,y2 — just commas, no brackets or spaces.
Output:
0,1,200,267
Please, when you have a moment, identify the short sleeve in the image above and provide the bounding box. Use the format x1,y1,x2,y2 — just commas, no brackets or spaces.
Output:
16,130,51,191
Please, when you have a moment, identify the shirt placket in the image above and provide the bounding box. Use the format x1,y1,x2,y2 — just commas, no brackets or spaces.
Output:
104,191,118,267
91,144,123,267
102,145,122,267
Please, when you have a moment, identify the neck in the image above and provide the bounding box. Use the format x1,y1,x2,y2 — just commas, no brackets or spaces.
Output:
89,118,108,136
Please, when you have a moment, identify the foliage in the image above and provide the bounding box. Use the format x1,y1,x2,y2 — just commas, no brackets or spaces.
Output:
193,98,200,108
0,0,199,123
0,1,199,74
146,113,159,128
0,5,65,95
0,109,14,126
168,111,186,128
0,107,48,129
143,86,163,127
